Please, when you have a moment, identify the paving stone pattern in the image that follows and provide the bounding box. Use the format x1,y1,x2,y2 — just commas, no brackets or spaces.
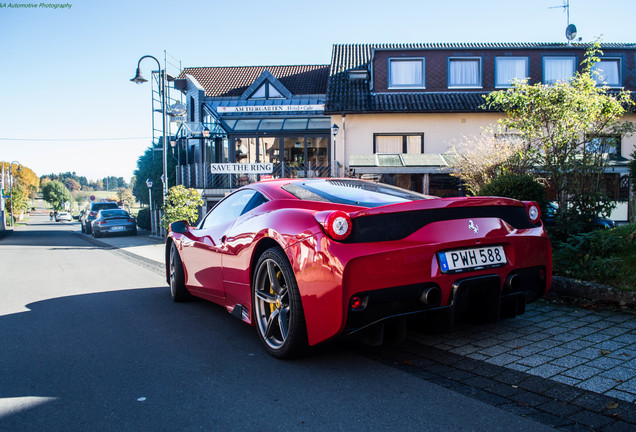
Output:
411,301,636,404
357,300,635,430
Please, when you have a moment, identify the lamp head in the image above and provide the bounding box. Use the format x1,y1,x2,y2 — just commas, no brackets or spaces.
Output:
146,178,153,188
202,127,210,139
130,67,148,84
331,123,339,137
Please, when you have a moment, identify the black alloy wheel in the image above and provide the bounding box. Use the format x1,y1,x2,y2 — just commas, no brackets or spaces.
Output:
252,248,307,359
169,242,191,302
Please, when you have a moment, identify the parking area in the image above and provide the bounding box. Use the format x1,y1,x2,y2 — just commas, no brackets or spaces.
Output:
75,224,636,429
411,302,636,403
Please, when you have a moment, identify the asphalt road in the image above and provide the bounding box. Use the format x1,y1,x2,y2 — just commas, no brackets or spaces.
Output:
0,214,556,431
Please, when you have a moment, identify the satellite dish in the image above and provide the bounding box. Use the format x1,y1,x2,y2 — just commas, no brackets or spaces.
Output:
566,24,577,41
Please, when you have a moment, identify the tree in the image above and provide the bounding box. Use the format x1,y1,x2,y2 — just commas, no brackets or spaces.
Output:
2,162,39,215
486,43,635,234
42,180,71,211
161,185,203,229
116,187,135,211
2,162,39,197
448,133,535,195
132,146,176,207
630,149,636,193
64,178,81,192
5,184,29,220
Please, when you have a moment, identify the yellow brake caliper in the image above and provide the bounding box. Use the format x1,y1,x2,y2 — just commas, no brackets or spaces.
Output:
269,270,283,314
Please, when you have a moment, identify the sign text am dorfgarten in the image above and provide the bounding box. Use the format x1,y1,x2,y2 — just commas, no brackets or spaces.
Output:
216,104,324,113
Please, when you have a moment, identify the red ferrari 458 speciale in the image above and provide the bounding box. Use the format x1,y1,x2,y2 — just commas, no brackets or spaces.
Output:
165,178,551,358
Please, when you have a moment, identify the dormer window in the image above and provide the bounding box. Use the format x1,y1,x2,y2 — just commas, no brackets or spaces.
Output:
543,57,576,84
495,57,529,88
250,82,284,99
592,58,621,87
448,57,482,89
388,58,425,88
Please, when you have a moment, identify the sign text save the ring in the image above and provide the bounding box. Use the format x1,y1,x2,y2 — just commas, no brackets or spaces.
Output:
210,163,274,174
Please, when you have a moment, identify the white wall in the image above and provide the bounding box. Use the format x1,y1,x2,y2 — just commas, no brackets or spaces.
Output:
331,112,503,171
331,112,636,172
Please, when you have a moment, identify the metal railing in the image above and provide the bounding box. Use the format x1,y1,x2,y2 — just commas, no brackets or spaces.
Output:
177,162,332,190
149,209,166,238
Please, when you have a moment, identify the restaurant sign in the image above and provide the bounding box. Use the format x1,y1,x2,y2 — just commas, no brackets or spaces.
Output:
216,104,324,114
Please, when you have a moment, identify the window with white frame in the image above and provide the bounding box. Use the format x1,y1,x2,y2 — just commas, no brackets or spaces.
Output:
250,82,284,99
374,134,424,154
543,57,576,84
495,57,529,87
388,58,425,88
448,57,482,88
591,59,621,87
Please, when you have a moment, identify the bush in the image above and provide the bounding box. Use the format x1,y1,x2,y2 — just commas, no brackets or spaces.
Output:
137,207,150,230
552,226,632,283
478,174,546,206
161,185,203,229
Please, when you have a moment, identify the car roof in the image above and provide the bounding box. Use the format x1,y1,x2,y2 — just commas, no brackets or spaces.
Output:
242,178,433,207
91,201,119,208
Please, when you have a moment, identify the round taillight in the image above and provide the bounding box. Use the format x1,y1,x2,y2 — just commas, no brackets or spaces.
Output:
325,211,352,241
350,295,368,311
525,202,541,224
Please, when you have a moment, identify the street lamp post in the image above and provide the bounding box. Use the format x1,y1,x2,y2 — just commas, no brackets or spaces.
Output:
202,128,210,189
146,178,153,236
331,124,339,177
9,161,21,228
131,55,169,204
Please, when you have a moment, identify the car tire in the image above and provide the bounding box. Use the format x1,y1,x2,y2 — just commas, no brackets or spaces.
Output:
252,247,308,359
92,230,100,238
169,242,191,302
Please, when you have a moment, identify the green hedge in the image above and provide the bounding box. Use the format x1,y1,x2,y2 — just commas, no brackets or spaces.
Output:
136,207,150,230
478,174,546,206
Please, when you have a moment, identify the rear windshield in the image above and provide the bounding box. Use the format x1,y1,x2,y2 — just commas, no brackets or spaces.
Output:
282,179,432,208
101,210,128,218
92,202,119,211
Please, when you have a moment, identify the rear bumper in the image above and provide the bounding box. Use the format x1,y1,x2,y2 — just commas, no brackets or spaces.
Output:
290,226,551,346
341,266,548,336
93,225,137,236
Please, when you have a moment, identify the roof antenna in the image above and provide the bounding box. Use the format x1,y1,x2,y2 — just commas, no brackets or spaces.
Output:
549,0,577,45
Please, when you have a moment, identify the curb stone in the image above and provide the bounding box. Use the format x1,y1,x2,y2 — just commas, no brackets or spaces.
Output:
549,276,636,308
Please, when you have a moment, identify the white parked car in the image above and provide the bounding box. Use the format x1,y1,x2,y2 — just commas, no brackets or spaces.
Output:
55,212,72,222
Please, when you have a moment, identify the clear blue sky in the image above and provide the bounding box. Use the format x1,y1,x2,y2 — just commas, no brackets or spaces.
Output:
1,0,634,181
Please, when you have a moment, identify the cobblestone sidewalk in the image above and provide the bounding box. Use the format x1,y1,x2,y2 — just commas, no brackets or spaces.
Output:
410,301,636,403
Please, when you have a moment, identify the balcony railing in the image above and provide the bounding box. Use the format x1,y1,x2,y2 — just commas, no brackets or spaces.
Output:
177,162,332,191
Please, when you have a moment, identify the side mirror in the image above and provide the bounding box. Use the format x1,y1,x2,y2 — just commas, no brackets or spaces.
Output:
170,220,189,234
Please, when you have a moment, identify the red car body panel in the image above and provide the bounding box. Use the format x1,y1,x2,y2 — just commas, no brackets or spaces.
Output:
166,179,552,347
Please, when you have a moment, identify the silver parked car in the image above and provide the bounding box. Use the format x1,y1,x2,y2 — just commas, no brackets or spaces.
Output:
91,209,137,238
55,212,72,222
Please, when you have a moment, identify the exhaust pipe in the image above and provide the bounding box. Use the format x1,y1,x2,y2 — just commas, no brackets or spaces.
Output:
505,274,521,293
420,286,441,307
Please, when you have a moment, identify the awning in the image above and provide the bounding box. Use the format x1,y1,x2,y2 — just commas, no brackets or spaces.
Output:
349,153,461,174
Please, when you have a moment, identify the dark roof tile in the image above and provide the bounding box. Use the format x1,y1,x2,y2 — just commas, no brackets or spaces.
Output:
178,65,330,97
326,43,636,113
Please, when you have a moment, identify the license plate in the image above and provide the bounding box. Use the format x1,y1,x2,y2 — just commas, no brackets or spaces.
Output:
110,226,125,231
438,246,506,273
